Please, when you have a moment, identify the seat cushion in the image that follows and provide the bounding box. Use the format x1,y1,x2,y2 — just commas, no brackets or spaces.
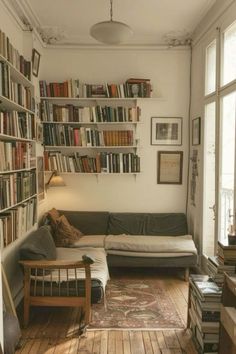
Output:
105,234,197,254
19,226,57,261
72,235,106,248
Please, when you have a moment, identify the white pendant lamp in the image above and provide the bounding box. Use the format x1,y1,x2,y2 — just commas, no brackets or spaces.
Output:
90,0,133,45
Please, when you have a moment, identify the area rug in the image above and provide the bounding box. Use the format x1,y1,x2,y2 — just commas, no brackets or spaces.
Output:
89,279,185,330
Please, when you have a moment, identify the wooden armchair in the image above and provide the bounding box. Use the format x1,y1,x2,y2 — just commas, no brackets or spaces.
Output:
19,258,93,329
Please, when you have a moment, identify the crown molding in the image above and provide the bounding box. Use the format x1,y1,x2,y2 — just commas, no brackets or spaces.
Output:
192,0,235,46
44,43,191,51
0,0,28,30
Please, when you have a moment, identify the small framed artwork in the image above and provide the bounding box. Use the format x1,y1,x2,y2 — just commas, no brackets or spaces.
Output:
192,117,201,145
32,49,41,77
157,151,183,184
151,117,182,145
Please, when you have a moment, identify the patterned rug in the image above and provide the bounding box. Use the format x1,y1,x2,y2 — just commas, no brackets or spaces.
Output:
89,279,184,330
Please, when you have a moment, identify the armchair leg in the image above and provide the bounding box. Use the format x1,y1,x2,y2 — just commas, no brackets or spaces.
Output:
23,299,30,328
184,268,189,282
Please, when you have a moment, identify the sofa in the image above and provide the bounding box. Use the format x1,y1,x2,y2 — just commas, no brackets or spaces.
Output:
50,210,198,280
2,210,197,310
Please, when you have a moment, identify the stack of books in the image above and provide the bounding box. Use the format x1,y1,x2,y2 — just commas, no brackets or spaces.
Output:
188,274,222,354
0,111,36,139
207,240,236,286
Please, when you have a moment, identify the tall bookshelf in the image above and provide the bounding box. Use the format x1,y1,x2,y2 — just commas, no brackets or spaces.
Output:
40,94,143,176
0,33,37,250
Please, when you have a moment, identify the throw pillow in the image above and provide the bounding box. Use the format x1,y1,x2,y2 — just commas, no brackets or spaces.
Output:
47,208,60,226
53,214,83,247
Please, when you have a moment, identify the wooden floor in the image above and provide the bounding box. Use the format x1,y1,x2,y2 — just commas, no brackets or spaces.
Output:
16,269,198,354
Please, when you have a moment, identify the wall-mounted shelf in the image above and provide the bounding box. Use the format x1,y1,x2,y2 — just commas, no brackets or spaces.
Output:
0,133,35,142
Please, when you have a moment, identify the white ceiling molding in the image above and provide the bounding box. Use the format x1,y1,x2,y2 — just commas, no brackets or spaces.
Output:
192,0,235,46
0,0,29,30
4,0,217,49
37,26,67,45
163,30,192,47
45,43,191,52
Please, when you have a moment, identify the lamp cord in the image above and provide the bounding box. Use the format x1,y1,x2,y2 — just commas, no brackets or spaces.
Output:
110,0,113,21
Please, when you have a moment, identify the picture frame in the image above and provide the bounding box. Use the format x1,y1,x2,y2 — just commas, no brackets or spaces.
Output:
151,117,182,145
157,151,183,184
32,49,41,77
192,117,201,145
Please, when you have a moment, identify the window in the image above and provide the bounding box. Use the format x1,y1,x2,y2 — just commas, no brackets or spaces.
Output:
202,18,236,259
223,21,236,85
205,40,216,95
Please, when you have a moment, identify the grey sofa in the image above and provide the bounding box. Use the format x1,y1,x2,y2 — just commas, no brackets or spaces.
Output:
2,211,197,307
58,211,198,279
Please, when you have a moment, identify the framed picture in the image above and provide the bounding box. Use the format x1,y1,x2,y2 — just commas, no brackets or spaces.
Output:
157,151,183,184
32,49,41,77
192,117,201,145
151,117,182,145
37,156,45,201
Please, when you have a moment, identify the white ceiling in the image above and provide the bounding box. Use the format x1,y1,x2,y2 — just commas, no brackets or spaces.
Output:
11,0,216,46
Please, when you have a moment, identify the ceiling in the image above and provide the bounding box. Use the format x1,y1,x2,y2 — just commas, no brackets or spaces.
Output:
10,0,216,46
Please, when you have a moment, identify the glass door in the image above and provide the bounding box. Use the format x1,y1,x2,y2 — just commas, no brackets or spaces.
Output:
203,102,216,256
219,91,236,242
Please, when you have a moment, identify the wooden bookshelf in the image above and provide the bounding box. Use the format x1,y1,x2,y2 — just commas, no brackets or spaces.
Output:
0,34,37,250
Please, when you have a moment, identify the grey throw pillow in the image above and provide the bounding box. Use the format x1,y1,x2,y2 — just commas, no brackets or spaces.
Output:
19,226,57,261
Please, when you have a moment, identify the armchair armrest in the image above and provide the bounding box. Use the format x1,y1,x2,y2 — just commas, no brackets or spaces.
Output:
19,259,92,270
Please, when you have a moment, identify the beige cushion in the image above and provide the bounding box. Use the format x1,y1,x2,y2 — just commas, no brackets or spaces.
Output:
72,235,106,248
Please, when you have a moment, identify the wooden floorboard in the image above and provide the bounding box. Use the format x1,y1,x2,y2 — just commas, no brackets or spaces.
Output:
16,270,198,354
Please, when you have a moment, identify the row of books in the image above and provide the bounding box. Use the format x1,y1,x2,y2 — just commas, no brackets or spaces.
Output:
39,78,152,98
0,141,36,172
0,111,36,140
39,79,80,98
0,28,31,80
41,102,141,123
189,274,222,354
0,62,33,110
90,106,140,123
0,197,37,248
0,171,36,210
44,151,141,174
41,102,84,122
43,125,134,147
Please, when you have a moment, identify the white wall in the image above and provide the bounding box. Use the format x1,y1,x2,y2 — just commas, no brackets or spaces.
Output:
41,48,191,212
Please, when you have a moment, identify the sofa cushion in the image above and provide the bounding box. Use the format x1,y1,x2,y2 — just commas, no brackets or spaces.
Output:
145,213,188,236
59,211,109,235
53,215,83,247
72,235,106,248
47,207,60,224
19,226,56,261
105,234,197,254
108,213,146,235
